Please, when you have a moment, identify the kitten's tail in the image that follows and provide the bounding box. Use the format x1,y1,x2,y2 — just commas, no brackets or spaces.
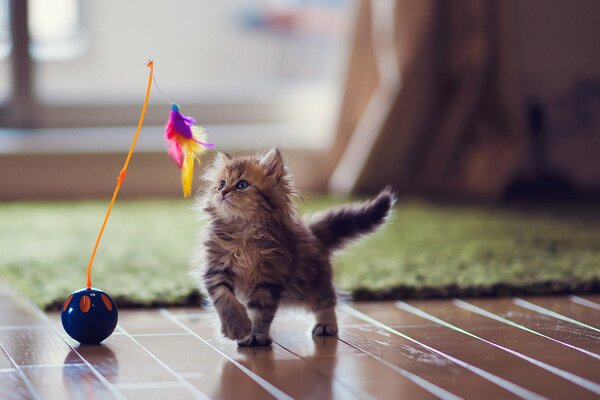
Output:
308,187,396,254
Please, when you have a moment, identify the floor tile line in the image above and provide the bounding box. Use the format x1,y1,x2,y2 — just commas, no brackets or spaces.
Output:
118,324,210,400
130,332,193,338
1,283,124,399
396,301,600,396
341,306,543,400
160,308,294,400
7,285,127,400
20,363,86,369
179,372,205,379
281,311,454,400
569,295,600,311
455,299,600,360
271,338,374,400
513,298,600,333
46,339,126,400
115,381,184,390
0,342,44,400
335,336,463,400
0,367,16,373
168,312,209,319
0,325,48,331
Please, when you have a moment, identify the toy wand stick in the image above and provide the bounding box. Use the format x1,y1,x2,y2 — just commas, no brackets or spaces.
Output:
85,60,155,289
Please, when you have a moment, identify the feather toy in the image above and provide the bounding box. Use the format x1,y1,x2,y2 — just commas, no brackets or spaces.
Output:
165,104,215,197
62,61,217,346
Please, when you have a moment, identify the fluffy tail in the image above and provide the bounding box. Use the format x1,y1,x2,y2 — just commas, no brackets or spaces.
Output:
308,187,396,253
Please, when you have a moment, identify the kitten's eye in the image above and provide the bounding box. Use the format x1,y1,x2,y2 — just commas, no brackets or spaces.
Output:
218,180,226,191
236,180,249,190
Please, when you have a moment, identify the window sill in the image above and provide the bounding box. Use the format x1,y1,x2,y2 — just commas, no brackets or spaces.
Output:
0,124,332,199
0,122,332,154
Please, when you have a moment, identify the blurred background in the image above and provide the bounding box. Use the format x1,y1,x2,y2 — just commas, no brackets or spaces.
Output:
0,0,600,200
0,0,353,198
1,0,600,307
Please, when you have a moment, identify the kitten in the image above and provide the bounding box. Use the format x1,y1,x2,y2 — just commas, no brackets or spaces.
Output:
193,149,394,347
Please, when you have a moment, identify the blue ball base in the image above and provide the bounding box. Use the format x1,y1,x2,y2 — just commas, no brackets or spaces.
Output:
61,288,118,345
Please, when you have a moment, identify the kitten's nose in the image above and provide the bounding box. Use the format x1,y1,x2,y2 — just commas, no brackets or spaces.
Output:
221,189,230,198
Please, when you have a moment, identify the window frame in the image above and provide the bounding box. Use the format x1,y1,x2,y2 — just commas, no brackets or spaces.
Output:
0,0,349,132
1,0,34,128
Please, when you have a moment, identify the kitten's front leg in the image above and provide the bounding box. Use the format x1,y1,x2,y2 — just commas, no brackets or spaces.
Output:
237,281,282,347
203,266,251,340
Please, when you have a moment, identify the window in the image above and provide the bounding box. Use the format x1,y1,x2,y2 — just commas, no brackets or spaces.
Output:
1,0,356,149
29,0,85,60
0,0,10,101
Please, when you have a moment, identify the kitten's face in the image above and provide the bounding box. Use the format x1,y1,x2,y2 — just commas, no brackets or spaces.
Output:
203,149,287,220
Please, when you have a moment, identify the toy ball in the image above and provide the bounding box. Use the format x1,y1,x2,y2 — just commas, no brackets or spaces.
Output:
61,288,118,345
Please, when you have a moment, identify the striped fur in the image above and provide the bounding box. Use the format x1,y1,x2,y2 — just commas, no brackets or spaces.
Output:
307,186,396,254
193,149,394,346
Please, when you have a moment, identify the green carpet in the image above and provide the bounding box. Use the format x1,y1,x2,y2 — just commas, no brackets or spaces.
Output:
1,198,599,310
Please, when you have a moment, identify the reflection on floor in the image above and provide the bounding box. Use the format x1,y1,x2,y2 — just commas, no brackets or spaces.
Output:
0,283,599,399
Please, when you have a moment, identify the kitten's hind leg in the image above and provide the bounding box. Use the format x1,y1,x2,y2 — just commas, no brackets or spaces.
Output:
310,283,338,336
237,282,282,347
312,307,338,336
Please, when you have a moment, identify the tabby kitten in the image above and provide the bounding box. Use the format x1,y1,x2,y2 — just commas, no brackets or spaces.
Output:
194,149,394,347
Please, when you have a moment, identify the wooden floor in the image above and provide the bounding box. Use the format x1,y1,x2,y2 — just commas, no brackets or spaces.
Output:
0,284,599,399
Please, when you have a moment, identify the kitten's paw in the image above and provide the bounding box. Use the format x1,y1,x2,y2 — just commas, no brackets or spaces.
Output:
221,312,252,340
237,333,272,347
312,323,338,336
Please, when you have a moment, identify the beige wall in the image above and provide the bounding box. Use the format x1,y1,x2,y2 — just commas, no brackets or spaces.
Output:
0,149,329,200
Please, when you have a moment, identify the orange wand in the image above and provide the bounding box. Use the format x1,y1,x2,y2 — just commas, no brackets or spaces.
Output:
60,60,154,345
85,60,155,289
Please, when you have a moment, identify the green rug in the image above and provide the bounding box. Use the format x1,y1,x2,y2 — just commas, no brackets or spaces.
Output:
1,198,599,310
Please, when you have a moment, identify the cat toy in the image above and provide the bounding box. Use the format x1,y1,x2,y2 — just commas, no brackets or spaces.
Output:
61,61,213,344
166,104,215,197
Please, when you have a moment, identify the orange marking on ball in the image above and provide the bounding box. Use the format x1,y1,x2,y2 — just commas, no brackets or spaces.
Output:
63,295,73,312
80,295,91,313
101,293,113,311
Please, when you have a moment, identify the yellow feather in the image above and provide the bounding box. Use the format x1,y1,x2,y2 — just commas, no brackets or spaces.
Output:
180,135,208,198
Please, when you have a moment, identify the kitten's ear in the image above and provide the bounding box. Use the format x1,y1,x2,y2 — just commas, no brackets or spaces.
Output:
260,148,285,180
202,152,231,182
216,152,232,164
212,152,232,170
